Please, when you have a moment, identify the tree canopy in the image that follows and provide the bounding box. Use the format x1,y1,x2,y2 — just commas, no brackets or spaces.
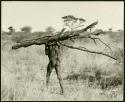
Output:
21,26,32,33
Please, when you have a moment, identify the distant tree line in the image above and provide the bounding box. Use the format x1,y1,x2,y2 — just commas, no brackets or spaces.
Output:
1,15,123,44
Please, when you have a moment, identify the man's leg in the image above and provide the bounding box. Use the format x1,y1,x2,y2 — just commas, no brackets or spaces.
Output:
46,62,53,88
55,64,64,94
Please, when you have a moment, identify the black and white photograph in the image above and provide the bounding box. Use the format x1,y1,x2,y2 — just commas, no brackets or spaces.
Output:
1,1,124,101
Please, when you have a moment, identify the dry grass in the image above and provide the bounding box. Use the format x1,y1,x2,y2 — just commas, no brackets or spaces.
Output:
1,34,123,101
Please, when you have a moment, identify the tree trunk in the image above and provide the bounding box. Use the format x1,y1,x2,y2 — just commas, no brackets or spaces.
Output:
12,21,98,49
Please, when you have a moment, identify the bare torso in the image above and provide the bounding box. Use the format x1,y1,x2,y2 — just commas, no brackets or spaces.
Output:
45,42,61,66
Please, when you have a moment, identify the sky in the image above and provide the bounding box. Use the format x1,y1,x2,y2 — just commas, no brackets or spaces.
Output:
2,1,124,32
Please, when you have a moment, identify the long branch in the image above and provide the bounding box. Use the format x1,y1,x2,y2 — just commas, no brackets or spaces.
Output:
71,34,113,52
58,42,118,61
12,21,98,49
95,37,113,52
87,36,113,52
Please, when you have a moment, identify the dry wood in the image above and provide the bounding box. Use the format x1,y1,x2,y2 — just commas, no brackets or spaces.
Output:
12,21,98,49
58,42,118,61
11,21,118,61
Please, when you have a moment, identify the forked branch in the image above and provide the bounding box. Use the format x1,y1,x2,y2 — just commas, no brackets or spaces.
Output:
70,33,113,52
12,21,98,49
58,42,118,61
87,36,113,52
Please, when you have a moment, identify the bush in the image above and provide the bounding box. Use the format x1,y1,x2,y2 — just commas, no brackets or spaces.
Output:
64,64,123,89
21,26,32,33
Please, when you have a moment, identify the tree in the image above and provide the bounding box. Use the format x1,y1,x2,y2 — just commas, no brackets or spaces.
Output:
21,26,32,33
45,26,55,35
8,26,15,34
108,28,112,32
117,29,123,33
62,15,86,31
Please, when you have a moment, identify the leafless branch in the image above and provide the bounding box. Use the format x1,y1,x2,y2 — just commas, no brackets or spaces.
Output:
88,37,113,52
79,46,89,50
58,41,118,61
72,34,113,52
12,21,98,49
72,24,85,30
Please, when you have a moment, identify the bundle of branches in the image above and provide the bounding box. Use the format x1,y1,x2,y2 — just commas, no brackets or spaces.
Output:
12,21,99,49
12,21,119,62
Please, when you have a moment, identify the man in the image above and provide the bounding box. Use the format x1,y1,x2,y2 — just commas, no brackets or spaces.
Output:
45,41,64,94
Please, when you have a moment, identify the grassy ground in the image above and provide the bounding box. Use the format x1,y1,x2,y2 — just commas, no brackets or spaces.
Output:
1,33,123,101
